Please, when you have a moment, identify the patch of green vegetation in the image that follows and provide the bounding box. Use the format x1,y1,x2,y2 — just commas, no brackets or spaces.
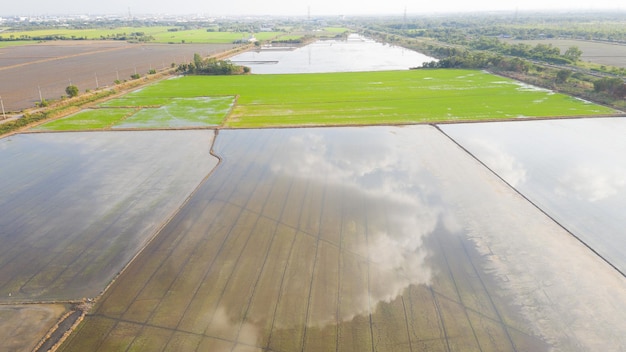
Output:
2,26,280,44
33,108,137,131
151,29,246,44
324,27,350,33
137,29,280,44
1,26,169,40
254,32,283,41
273,35,305,41
125,70,615,128
0,40,31,48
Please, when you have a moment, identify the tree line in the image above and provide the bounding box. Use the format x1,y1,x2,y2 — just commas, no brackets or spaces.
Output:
176,54,250,75
359,13,626,108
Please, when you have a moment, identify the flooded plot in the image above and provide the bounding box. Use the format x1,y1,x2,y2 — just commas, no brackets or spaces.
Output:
0,130,218,301
113,97,235,129
441,117,626,275
34,96,235,131
59,126,626,351
0,304,68,352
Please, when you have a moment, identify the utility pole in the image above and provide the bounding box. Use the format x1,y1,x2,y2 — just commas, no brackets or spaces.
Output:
38,85,43,103
0,96,6,120
95,72,99,89
403,6,407,31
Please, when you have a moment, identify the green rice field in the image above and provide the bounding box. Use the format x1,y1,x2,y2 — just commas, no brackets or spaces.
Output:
150,30,282,44
35,69,618,131
32,108,138,131
0,40,31,48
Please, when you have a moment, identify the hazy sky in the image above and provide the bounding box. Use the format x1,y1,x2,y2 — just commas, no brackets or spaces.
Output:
5,0,625,16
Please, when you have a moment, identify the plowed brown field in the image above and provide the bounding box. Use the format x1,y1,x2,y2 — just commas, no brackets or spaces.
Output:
0,41,237,112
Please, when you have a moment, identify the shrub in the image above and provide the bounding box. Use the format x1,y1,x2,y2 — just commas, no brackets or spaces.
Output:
65,85,79,98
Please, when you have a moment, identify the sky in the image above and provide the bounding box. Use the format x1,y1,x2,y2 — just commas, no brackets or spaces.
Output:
4,0,625,17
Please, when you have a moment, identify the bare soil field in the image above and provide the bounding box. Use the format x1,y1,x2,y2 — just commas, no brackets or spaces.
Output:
0,41,238,112
0,304,68,352
501,38,626,68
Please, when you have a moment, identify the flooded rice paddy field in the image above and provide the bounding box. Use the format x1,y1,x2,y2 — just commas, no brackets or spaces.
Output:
0,130,218,302
34,96,235,131
442,117,626,276
58,126,626,351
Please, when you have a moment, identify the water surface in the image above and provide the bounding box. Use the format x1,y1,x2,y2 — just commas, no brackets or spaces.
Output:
442,117,626,275
230,34,434,74
60,126,626,351
0,130,218,301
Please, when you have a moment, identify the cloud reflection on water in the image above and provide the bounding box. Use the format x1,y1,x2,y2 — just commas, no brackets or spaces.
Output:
463,138,528,187
269,128,445,323
556,164,626,202
442,117,626,290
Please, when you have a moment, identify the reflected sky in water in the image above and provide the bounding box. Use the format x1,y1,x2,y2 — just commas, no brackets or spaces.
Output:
442,117,626,274
58,126,626,351
230,34,435,74
0,131,217,301
269,128,444,319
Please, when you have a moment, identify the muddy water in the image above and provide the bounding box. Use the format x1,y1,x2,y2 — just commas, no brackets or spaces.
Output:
60,126,626,351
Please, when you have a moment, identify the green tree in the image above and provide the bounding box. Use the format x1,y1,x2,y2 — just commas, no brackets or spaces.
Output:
65,85,79,98
193,53,203,72
564,46,583,62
